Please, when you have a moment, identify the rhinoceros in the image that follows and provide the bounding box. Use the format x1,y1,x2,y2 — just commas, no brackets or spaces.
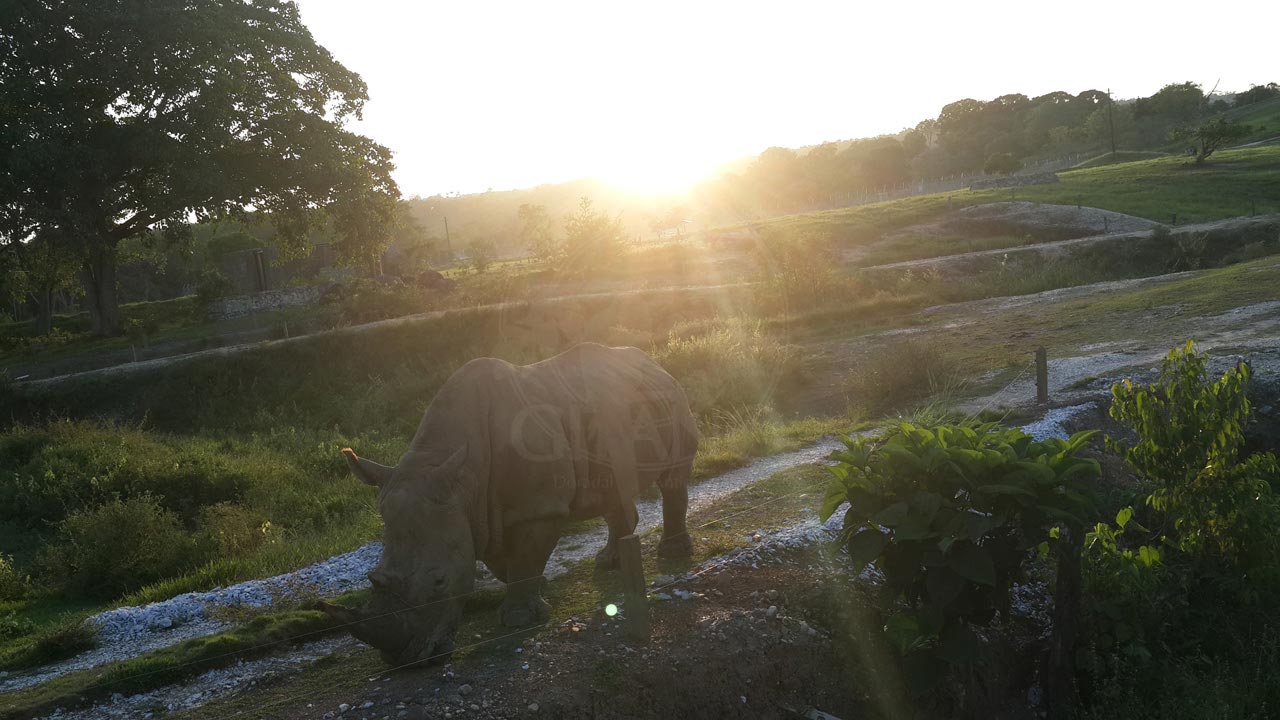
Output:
322,343,698,665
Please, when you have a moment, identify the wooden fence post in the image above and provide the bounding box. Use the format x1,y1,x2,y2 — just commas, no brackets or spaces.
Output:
617,534,649,641
1035,347,1049,404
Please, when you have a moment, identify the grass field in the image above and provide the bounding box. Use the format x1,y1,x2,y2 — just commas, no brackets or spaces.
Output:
752,145,1280,248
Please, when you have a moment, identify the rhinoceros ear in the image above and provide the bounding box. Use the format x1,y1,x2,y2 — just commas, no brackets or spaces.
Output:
342,448,395,487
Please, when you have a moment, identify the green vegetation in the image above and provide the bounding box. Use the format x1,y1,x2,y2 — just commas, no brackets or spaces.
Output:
821,423,1099,711
2,0,400,336
1077,344,1280,716
0,609,337,719
0,615,97,674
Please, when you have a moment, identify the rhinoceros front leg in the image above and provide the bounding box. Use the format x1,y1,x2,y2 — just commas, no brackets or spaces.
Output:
594,504,638,570
499,521,559,628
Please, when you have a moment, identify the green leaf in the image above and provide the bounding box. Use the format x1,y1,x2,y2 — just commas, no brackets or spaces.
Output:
818,482,847,523
1116,506,1133,530
871,501,910,528
947,542,996,586
845,529,888,574
976,484,1037,498
885,613,927,654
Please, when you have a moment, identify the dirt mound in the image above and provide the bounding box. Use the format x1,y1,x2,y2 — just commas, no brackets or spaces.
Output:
950,201,1157,238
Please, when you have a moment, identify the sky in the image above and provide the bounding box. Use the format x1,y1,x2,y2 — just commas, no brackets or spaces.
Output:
294,0,1279,197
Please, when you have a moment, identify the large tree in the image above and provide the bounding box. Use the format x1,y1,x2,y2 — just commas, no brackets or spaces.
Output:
1,0,399,335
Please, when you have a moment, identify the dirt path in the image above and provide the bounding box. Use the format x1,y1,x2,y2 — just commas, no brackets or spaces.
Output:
17,282,751,389
861,213,1276,274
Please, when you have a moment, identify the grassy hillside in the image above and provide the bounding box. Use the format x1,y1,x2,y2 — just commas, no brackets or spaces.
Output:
1072,150,1169,169
750,145,1280,245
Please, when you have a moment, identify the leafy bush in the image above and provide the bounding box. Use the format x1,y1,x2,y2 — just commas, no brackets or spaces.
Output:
844,340,962,416
0,553,26,601
195,268,235,308
0,614,98,672
466,239,496,272
983,152,1021,175
655,322,799,415
0,422,252,529
321,278,422,325
196,503,277,559
821,422,1099,705
751,230,862,315
41,496,197,599
1079,341,1280,702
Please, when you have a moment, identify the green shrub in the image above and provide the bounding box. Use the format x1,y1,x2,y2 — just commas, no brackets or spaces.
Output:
751,230,863,315
0,422,251,529
844,340,962,416
41,496,197,599
0,553,26,601
321,278,422,325
0,614,98,672
1079,341,1280,704
466,239,497,273
821,422,1099,706
655,322,800,415
196,503,277,559
195,268,235,308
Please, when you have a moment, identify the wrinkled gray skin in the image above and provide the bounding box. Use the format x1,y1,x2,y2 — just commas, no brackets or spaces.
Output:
323,343,698,666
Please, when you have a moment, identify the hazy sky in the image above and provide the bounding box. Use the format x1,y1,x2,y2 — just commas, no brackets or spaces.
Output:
295,0,1278,197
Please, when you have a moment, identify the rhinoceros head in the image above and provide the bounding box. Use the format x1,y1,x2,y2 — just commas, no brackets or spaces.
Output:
323,445,474,666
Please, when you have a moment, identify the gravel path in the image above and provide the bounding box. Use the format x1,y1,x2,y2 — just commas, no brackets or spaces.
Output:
2,439,845,694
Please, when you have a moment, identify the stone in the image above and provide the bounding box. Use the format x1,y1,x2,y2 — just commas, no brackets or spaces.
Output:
458,684,473,696
766,605,778,619
528,702,540,712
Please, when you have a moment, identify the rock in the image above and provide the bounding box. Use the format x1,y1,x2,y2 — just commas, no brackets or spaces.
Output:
653,575,675,587
655,592,672,601
459,684,473,696
528,702,540,712
766,589,779,601
339,703,351,713
766,605,778,619
361,701,375,709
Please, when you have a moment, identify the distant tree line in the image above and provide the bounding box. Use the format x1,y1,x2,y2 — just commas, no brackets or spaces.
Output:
692,81,1277,218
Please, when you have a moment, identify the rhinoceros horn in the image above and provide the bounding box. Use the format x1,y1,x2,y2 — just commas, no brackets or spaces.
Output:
341,448,395,486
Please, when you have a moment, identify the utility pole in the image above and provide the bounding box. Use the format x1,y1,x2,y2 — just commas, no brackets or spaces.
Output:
1106,88,1117,154
443,216,452,260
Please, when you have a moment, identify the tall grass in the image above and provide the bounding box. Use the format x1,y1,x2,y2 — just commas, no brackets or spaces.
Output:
654,321,802,416
844,339,965,416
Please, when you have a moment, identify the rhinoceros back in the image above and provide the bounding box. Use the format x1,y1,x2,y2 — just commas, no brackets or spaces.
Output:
403,343,696,554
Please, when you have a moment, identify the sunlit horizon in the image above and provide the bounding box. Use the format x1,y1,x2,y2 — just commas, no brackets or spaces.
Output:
295,0,1278,198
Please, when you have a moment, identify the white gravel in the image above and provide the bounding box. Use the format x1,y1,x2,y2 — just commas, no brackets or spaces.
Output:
1020,403,1098,441
0,543,384,694
37,636,358,720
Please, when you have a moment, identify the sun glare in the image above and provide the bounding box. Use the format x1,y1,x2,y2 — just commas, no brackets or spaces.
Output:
599,149,721,195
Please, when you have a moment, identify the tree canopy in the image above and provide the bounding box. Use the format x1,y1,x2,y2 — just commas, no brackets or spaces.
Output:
0,0,400,334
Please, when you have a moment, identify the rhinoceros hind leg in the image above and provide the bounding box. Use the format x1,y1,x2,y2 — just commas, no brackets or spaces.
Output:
657,473,693,558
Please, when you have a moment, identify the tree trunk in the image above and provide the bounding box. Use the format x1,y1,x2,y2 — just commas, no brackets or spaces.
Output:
34,283,54,336
81,243,122,336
